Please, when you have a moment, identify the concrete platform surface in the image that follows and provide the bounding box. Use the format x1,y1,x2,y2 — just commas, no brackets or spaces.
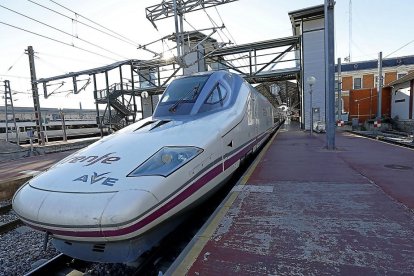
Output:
0,150,76,180
170,123,414,275
0,150,76,200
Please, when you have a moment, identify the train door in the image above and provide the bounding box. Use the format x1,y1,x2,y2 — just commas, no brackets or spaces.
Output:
221,122,243,176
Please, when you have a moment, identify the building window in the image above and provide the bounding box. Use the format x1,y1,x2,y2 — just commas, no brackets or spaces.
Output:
398,73,407,79
353,77,362,89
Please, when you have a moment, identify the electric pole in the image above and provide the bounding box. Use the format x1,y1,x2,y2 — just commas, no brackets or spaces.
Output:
26,46,44,145
377,51,383,119
4,80,19,144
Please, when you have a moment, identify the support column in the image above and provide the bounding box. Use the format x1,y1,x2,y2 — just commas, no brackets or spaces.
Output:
26,46,44,145
131,65,137,122
409,79,413,120
337,58,342,120
105,71,112,133
4,80,19,143
172,0,181,57
93,74,103,137
325,0,335,150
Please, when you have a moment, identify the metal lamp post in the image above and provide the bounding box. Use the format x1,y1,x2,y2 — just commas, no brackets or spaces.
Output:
306,76,316,136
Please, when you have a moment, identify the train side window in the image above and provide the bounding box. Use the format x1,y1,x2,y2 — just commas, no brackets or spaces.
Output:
199,84,228,113
206,84,227,104
47,125,62,131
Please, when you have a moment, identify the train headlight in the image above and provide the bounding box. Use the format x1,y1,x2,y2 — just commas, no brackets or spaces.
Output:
128,146,203,177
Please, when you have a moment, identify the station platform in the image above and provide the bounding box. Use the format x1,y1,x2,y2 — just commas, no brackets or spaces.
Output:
168,122,414,275
0,137,99,200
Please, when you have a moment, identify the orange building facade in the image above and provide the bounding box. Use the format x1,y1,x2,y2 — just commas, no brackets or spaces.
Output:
338,55,414,123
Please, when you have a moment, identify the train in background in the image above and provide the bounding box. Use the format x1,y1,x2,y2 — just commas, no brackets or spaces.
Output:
0,107,102,143
0,106,97,122
13,71,280,263
0,120,102,143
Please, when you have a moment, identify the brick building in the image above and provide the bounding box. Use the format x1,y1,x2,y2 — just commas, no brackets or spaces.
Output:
337,55,414,123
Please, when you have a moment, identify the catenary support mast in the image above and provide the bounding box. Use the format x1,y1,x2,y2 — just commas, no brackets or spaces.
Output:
26,46,44,145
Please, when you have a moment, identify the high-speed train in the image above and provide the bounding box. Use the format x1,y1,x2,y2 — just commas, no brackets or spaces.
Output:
13,71,278,263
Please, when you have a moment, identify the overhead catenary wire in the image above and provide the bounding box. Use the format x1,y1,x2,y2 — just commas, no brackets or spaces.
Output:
0,21,119,61
384,39,414,59
214,7,238,47
3,52,25,74
49,0,139,46
0,74,31,79
36,52,110,69
158,32,176,59
27,0,139,48
203,9,229,44
0,4,129,60
35,55,67,74
351,40,375,60
202,9,248,69
11,89,32,94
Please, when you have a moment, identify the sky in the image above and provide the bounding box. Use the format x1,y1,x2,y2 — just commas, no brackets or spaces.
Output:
1,0,414,109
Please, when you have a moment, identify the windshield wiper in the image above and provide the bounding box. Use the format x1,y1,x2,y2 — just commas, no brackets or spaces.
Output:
169,83,200,113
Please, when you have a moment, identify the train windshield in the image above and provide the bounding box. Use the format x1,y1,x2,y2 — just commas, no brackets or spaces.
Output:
154,74,211,117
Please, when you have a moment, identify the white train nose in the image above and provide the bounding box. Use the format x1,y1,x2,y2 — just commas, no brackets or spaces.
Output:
13,183,158,240
99,189,159,237
13,182,116,231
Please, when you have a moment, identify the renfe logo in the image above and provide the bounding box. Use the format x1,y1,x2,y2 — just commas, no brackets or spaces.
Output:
67,153,121,167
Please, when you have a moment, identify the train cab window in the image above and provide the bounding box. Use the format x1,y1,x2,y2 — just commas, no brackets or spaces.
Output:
154,74,211,117
160,75,209,104
199,83,228,113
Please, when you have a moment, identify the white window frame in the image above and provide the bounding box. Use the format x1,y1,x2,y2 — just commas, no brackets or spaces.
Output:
397,72,408,79
353,77,362,89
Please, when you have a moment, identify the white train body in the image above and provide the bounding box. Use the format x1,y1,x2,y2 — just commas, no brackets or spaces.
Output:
13,71,277,263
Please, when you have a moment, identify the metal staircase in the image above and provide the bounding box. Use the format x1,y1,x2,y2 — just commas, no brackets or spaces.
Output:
95,83,134,130
101,114,126,131
3,80,19,143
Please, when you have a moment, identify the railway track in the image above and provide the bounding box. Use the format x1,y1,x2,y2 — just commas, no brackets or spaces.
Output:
0,204,23,235
0,218,22,235
24,253,91,276
350,131,414,149
0,203,12,215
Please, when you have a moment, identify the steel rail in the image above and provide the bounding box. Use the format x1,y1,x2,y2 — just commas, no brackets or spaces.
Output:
0,218,22,235
0,204,12,215
24,253,90,276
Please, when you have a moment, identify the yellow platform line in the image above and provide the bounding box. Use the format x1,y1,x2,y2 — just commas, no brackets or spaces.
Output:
171,127,282,275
